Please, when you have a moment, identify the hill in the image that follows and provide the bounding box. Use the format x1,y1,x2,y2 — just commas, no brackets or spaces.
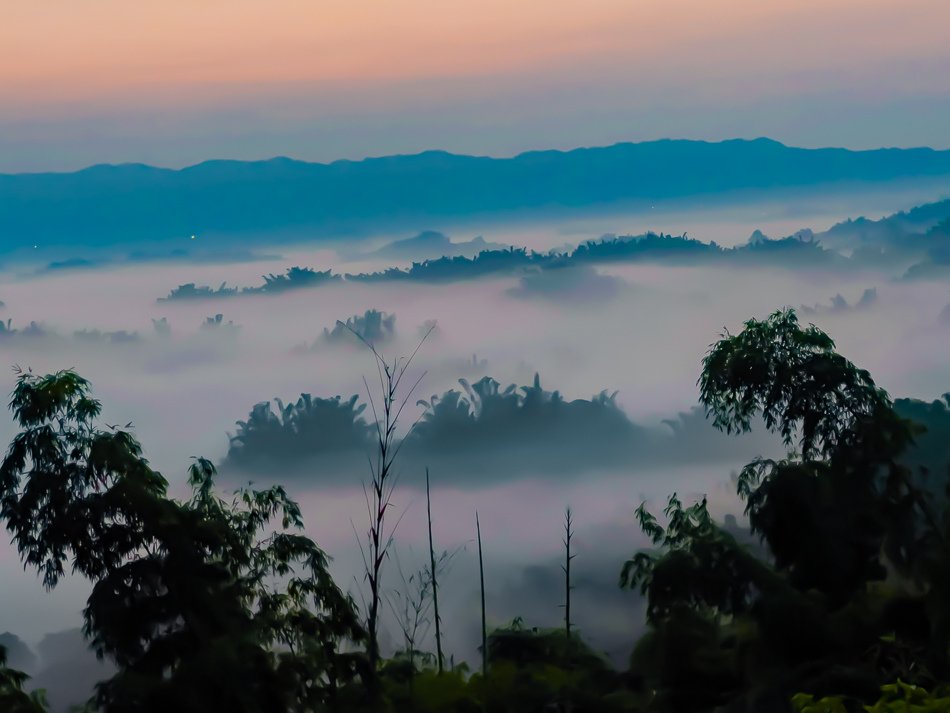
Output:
4,138,950,254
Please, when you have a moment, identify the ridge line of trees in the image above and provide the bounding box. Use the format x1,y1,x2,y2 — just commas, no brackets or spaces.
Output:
158,232,844,302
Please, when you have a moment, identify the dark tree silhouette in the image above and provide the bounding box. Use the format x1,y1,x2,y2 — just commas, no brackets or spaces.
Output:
0,646,46,712
426,468,445,674
348,322,433,684
562,507,575,642
0,369,365,713
322,310,397,348
622,308,950,710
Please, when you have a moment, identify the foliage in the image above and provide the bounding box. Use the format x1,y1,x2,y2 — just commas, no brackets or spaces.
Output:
0,320,50,339
411,373,637,455
0,646,47,712
184,458,367,712
800,288,878,316
382,665,475,713
346,324,433,696
159,282,238,301
622,308,950,712
250,266,340,294
200,313,240,333
224,372,647,478
373,619,638,713
620,493,779,619
159,268,339,301
793,680,950,713
699,309,922,597
158,230,846,301
225,393,375,470
892,394,950,497
386,547,458,673
478,620,632,713
7,306,950,712
321,310,397,347
571,232,718,265
0,369,365,712
347,247,539,283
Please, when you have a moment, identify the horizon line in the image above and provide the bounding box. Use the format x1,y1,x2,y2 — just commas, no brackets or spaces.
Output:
5,136,945,178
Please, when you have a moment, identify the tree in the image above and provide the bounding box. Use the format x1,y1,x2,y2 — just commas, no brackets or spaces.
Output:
620,494,776,710
383,546,458,707
347,322,434,680
793,679,950,713
184,458,367,712
561,507,575,641
477,617,625,713
698,308,920,601
426,468,445,674
0,646,47,713
476,512,487,681
622,309,950,710
0,369,364,712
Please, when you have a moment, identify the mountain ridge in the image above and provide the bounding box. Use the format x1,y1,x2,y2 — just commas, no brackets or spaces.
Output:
3,138,950,255
10,136,947,177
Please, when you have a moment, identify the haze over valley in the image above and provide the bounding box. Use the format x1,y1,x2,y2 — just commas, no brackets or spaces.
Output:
4,1,950,710
4,171,950,710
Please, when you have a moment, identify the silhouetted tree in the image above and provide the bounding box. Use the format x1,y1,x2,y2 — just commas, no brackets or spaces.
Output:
0,369,364,713
426,468,445,675
322,310,397,347
562,508,575,642
622,308,950,711
348,323,434,682
0,646,46,712
477,512,487,682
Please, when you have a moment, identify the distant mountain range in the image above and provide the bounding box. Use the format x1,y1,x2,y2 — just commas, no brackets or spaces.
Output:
0,139,950,252
810,197,950,251
3,138,950,254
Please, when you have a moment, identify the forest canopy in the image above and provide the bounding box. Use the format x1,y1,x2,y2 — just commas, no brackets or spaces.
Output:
1,309,950,711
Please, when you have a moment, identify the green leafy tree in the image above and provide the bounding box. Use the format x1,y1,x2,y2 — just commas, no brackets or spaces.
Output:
622,309,950,711
699,308,921,600
470,618,630,713
0,646,47,712
793,679,950,713
0,368,364,713
181,458,367,712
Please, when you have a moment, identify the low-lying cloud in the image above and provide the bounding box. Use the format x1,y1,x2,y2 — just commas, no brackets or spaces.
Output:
0,198,949,707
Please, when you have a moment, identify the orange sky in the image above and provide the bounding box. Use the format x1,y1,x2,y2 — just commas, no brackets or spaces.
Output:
4,0,947,105
1,0,949,169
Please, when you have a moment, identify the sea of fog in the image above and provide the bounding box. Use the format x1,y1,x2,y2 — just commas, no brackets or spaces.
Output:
1,188,950,687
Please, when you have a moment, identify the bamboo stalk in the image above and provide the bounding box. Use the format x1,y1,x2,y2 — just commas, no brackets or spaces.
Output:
477,511,487,679
427,468,444,674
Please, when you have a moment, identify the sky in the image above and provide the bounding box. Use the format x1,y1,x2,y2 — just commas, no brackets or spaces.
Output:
3,4,950,703
2,0,949,172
